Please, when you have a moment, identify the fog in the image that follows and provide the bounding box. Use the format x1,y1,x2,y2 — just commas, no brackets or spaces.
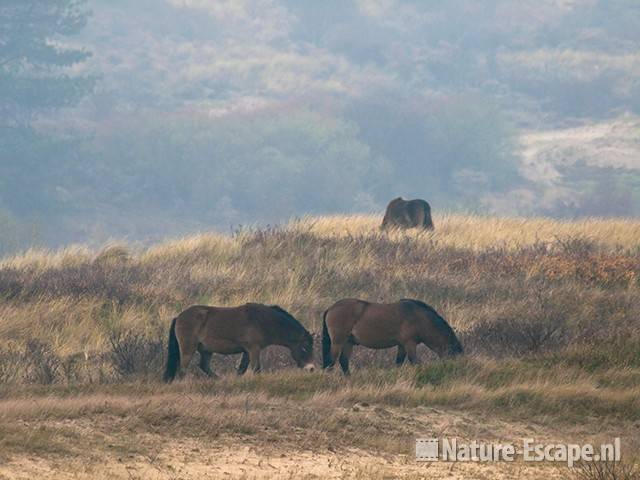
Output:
1,0,639,253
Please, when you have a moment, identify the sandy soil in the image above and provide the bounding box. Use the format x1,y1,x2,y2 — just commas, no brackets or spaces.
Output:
0,440,570,480
1,402,626,479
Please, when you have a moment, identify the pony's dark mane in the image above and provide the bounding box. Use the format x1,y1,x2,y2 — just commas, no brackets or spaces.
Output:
399,299,455,337
269,305,309,336
400,298,444,328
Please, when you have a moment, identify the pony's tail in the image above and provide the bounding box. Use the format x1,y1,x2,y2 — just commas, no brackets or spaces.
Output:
321,310,331,369
163,318,180,382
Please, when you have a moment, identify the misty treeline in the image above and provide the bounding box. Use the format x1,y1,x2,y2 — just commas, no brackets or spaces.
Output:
1,0,639,253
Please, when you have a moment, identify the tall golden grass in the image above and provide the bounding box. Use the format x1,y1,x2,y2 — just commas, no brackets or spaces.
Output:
1,214,637,346
1,214,639,479
294,214,640,251
0,213,638,380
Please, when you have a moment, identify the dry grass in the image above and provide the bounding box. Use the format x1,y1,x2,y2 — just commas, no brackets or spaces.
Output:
0,214,638,477
1,368,638,478
0,213,638,374
295,214,640,251
574,458,640,480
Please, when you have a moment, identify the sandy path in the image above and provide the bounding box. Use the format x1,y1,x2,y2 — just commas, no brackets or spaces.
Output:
0,403,630,479
0,440,568,480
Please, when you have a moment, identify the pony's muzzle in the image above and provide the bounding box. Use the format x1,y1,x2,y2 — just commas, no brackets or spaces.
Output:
303,363,316,372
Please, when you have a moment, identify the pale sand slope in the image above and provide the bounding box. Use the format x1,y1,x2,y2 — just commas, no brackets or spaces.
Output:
0,444,569,479
0,403,632,480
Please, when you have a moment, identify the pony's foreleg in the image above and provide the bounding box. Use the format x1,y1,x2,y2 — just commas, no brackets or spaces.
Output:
237,351,249,375
404,341,418,365
395,345,407,366
198,350,217,378
248,345,262,373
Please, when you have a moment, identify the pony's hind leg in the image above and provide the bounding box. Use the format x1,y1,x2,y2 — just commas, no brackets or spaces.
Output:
237,351,249,375
395,345,407,366
327,342,344,371
339,342,353,375
177,339,198,378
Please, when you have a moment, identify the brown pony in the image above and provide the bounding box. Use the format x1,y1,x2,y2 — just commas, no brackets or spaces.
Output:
381,197,434,230
322,299,462,374
163,303,314,382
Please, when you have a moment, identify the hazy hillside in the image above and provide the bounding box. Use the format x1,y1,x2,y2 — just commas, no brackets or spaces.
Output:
1,214,639,477
2,4,640,476
517,115,640,215
2,213,639,354
1,0,640,254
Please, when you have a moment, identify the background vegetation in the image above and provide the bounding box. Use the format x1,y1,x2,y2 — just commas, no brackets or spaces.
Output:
2,2,639,477
1,214,638,389
1,214,639,477
2,0,640,255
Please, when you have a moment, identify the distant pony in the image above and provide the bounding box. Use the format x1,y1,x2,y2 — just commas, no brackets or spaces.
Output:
381,197,434,230
322,298,462,374
164,303,314,382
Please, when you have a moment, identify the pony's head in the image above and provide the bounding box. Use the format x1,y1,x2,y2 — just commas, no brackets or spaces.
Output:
402,299,463,358
290,330,315,371
424,322,463,358
445,333,464,357
432,318,464,358
269,305,315,371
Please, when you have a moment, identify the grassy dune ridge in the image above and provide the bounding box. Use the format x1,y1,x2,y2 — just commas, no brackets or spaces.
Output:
0,214,639,402
1,213,638,353
1,214,640,476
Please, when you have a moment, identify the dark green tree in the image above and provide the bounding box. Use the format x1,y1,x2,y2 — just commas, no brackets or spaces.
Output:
0,0,93,126
0,0,93,250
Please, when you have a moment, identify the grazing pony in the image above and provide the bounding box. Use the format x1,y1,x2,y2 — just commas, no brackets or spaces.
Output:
322,298,462,374
381,197,434,230
164,303,314,382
